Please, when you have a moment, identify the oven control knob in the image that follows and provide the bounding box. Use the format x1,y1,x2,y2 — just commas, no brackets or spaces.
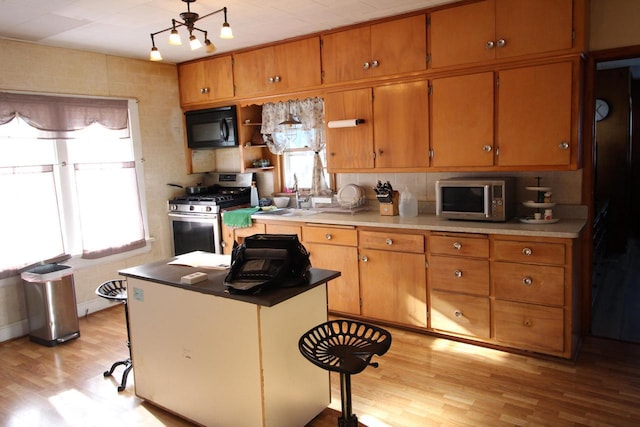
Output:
189,205,195,211
169,204,177,211
205,206,212,212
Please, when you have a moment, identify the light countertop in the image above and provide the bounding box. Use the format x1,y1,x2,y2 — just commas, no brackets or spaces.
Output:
252,210,586,238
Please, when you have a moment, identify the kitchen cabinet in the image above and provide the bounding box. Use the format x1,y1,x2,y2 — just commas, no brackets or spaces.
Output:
325,80,429,171
233,37,321,97
178,55,234,106
428,233,490,338
358,229,427,327
322,14,427,84
490,235,575,357
302,224,360,315
430,60,577,169
220,221,265,255
429,0,576,69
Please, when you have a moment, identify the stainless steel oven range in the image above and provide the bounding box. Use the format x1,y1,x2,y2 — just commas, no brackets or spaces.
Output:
168,172,252,256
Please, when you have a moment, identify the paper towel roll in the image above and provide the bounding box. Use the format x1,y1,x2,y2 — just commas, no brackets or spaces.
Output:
327,119,364,128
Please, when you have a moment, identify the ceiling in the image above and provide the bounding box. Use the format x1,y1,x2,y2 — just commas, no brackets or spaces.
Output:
0,0,458,64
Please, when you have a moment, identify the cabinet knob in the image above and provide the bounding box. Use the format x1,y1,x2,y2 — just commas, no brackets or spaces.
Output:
361,255,369,262
523,319,533,327
453,242,462,251
454,270,462,278
454,310,463,318
371,60,379,68
325,233,332,240
522,277,533,286
221,241,226,247
559,141,569,150
363,61,370,70
483,145,492,152
200,87,210,94
522,247,532,256
274,75,281,83
386,238,393,246
486,40,495,49
496,39,506,48
268,76,274,83
268,76,281,83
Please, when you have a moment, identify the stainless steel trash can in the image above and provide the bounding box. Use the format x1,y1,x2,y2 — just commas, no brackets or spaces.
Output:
21,264,80,346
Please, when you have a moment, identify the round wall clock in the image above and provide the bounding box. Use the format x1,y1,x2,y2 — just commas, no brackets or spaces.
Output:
595,98,610,121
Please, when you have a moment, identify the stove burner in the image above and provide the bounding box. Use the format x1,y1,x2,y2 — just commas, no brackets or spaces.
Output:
168,186,250,214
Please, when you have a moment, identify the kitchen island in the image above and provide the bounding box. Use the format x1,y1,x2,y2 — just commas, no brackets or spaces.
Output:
119,258,340,427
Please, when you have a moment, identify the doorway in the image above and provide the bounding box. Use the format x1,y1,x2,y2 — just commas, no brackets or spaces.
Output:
589,51,640,343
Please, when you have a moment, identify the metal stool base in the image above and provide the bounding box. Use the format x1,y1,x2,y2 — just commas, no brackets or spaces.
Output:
104,357,132,392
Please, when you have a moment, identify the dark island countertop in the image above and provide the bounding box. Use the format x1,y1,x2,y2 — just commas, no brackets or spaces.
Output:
119,258,340,307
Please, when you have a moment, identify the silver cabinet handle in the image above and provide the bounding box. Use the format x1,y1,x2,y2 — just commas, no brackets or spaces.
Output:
361,255,368,262
483,145,492,152
559,141,569,150
454,270,462,278
268,76,275,83
522,247,532,256
325,233,332,240
363,62,370,70
496,39,506,48
522,277,533,286
200,87,210,94
221,241,226,247
274,75,281,83
386,238,393,246
486,40,495,49
454,310,462,318
453,242,462,251
371,60,379,68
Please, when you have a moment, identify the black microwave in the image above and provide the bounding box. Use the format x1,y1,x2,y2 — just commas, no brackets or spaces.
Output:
185,106,238,149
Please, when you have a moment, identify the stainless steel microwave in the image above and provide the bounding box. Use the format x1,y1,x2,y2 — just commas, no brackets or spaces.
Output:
435,177,516,222
185,105,238,149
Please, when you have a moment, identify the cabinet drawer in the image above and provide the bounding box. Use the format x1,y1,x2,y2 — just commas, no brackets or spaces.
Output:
492,239,565,265
429,255,489,296
492,262,564,306
430,291,490,338
429,234,489,258
302,225,357,246
493,300,564,353
359,230,424,253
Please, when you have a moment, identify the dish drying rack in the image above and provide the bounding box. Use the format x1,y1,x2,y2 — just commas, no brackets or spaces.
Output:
309,195,367,213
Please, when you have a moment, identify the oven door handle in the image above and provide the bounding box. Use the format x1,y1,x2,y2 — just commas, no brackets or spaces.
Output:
168,212,219,220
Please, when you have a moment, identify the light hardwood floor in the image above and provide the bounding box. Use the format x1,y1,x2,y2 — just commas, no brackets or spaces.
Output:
1,305,639,426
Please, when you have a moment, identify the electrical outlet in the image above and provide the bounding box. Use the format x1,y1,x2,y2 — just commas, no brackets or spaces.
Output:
133,287,144,301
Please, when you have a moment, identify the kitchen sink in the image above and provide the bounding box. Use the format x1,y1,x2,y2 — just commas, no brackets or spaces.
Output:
256,208,320,217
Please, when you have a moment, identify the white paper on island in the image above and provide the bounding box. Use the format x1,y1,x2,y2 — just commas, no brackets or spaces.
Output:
168,251,232,269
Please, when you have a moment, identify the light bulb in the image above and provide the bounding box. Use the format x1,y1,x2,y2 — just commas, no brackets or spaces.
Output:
220,23,233,39
150,47,163,61
205,39,216,54
168,29,182,46
189,35,202,50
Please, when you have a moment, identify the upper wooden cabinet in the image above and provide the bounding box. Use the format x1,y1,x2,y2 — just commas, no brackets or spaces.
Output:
178,55,234,106
429,0,577,69
322,15,427,84
324,80,429,171
233,37,321,97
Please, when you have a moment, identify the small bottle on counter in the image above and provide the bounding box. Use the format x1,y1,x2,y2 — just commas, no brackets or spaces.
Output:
250,181,259,207
544,192,552,203
544,209,553,221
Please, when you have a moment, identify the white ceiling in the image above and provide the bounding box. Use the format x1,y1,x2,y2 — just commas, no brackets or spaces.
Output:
0,0,458,64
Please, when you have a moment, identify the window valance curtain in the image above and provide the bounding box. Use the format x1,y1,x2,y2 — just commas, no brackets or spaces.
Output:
0,92,129,138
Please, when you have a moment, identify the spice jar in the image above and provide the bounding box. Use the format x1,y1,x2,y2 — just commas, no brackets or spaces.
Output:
544,192,552,203
544,209,553,221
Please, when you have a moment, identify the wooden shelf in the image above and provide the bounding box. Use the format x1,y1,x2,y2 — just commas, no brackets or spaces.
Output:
245,166,274,172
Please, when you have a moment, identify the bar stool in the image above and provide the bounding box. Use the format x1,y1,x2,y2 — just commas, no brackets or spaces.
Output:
95,279,132,392
298,319,392,427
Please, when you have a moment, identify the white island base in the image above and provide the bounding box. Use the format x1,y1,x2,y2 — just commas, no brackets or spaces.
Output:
127,277,330,427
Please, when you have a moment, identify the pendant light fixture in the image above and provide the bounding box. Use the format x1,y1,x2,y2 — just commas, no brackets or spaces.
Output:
149,0,233,61
279,101,302,146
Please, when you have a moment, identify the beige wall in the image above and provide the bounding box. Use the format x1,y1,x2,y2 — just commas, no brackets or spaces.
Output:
590,0,640,51
0,39,197,339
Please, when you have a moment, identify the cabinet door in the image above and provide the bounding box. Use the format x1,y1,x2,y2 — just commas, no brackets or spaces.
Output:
373,80,430,168
265,223,301,240
178,56,234,105
495,0,573,59
273,37,321,92
430,72,494,167
324,88,374,170
306,243,360,315
233,46,275,97
429,0,495,68
430,291,490,338
359,249,427,327
322,26,372,84
369,15,427,78
496,61,573,167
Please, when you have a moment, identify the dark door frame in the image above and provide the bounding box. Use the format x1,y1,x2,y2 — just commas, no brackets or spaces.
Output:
582,45,640,334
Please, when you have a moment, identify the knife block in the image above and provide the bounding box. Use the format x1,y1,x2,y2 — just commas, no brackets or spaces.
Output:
379,191,399,216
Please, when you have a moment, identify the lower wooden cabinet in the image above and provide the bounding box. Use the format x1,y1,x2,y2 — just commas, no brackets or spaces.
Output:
493,300,564,353
430,291,490,339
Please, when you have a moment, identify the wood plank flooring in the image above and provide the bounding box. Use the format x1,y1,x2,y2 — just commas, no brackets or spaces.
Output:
1,305,640,426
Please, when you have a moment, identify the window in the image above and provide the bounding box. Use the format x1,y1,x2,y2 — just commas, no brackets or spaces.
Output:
0,95,146,278
281,128,328,192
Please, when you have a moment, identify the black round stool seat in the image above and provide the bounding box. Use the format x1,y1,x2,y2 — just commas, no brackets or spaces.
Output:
299,320,391,427
96,279,127,301
96,279,132,392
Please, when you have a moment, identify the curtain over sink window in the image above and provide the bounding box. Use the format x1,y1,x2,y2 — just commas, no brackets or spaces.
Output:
0,92,147,279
